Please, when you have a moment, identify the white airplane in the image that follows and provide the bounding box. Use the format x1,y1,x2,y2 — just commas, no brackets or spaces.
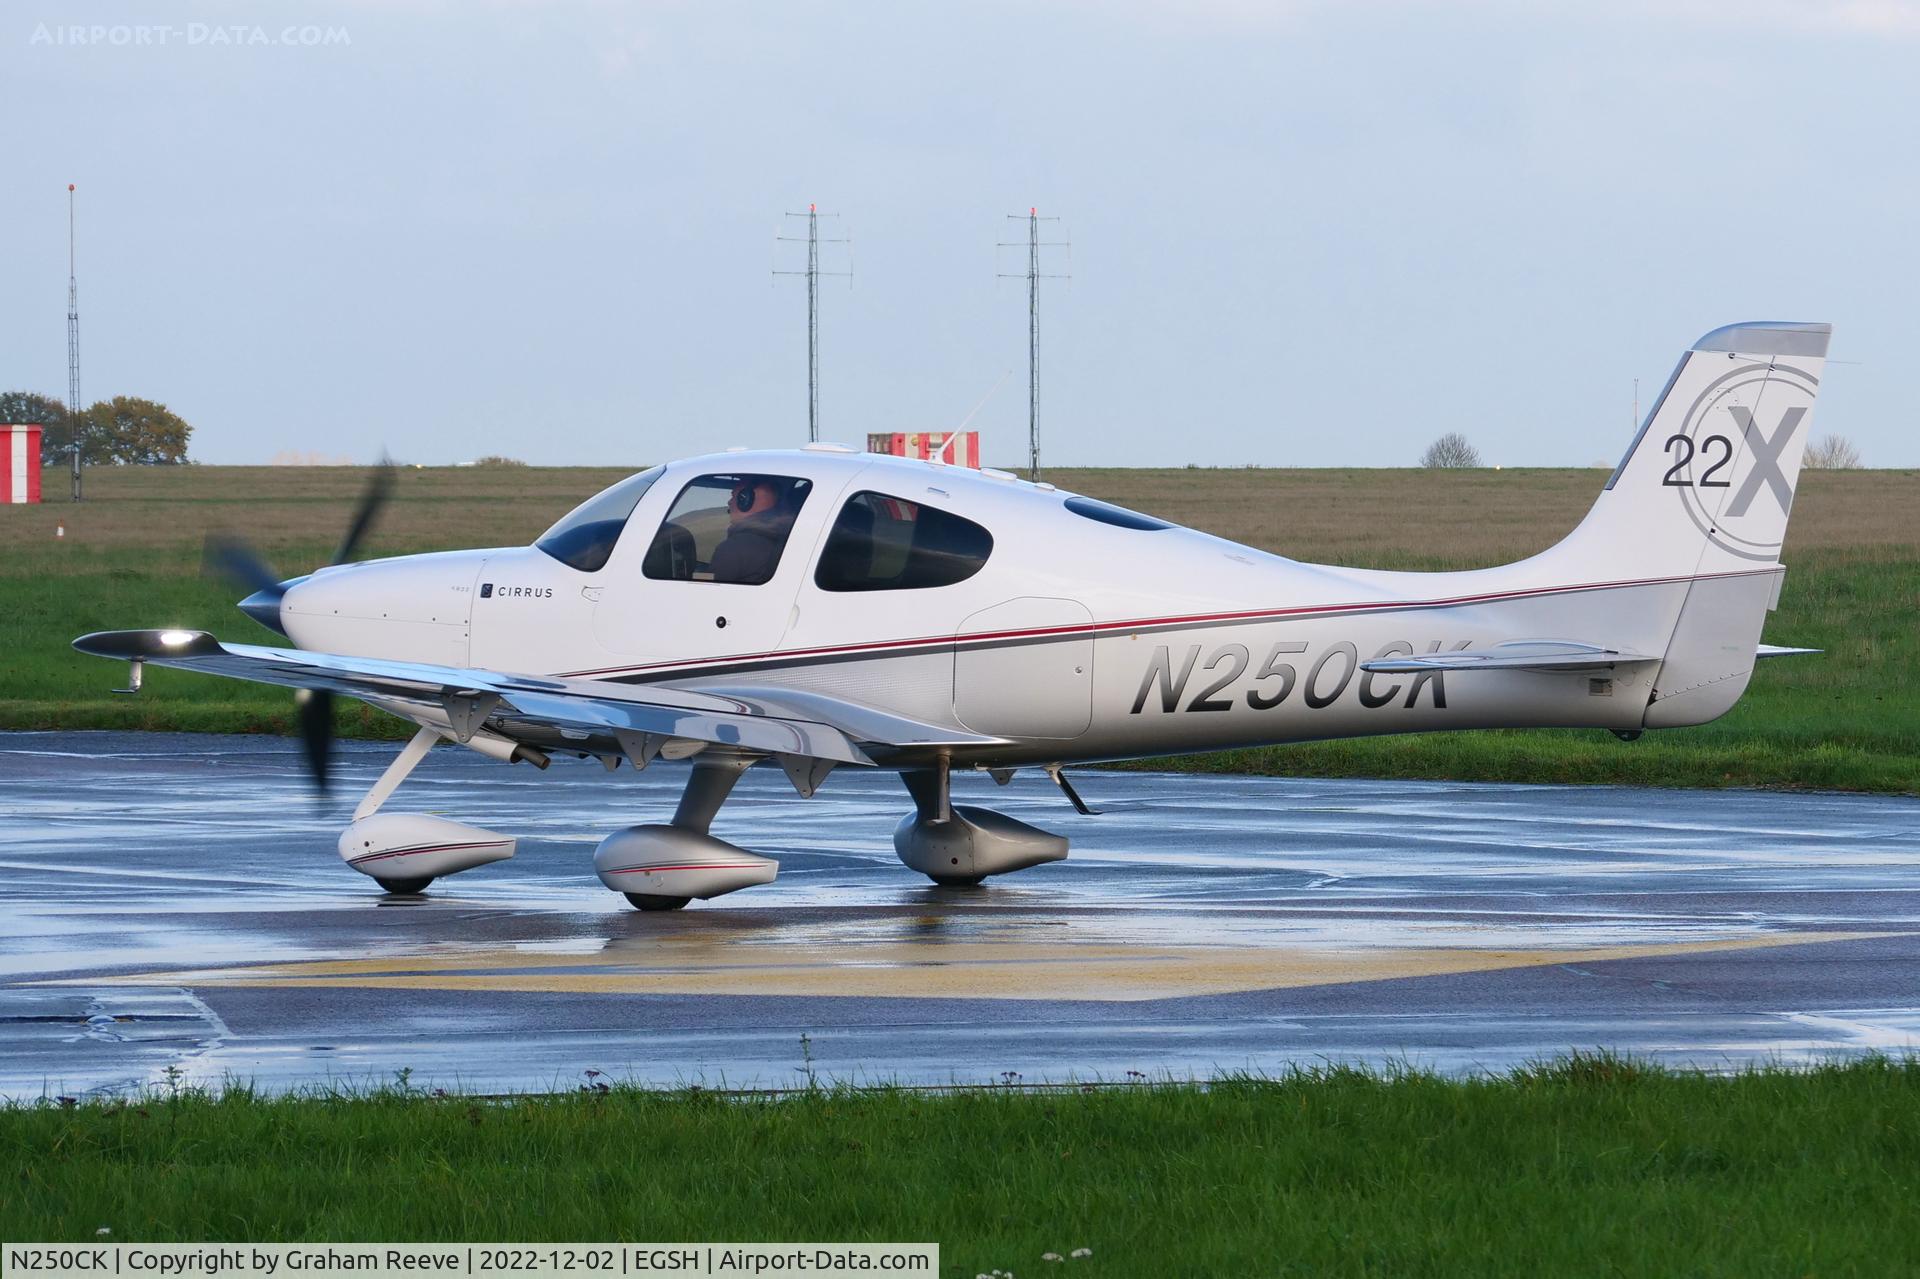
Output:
78,321,1829,909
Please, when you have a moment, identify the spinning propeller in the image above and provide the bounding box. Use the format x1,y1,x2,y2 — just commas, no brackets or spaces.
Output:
203,462,394,794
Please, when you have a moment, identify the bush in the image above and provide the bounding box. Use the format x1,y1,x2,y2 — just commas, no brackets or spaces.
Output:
1420,432,1482,468
1804,434,1862,469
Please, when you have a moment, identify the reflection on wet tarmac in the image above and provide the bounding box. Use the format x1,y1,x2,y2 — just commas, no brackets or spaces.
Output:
4,731,1918,1097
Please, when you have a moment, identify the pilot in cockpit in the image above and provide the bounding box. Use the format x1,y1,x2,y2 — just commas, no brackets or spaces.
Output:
709,476,799,585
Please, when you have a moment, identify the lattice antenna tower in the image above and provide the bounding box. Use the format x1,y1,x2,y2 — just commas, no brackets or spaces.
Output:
998,208,1069,480
774,204,851,443
66,183,82,501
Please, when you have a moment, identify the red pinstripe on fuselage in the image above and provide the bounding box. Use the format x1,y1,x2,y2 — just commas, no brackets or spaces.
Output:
558,567,1770,685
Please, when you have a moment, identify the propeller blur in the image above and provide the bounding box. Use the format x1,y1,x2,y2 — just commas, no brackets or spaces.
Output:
200,462,394,793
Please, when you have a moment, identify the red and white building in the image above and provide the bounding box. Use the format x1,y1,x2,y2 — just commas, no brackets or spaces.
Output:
866,431,981,469
1,424,42,504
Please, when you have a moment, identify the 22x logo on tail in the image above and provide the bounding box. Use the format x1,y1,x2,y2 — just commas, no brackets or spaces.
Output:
1661,361,1817,559
1662,405,1804,516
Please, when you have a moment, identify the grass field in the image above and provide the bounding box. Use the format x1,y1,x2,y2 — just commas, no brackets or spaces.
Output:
1,464,1915,791
5,1060,1920,1274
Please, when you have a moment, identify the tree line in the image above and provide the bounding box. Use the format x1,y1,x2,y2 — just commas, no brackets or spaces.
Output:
0,390,192,466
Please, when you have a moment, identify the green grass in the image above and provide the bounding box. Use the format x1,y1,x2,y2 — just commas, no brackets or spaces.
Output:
7,1060,1920,1275
0,546,407,739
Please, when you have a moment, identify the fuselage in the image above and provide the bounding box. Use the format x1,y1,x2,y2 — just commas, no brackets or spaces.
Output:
271,447,1709,768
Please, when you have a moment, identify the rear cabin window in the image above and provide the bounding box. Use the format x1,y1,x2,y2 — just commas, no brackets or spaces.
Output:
534,467,664,572
814,491,993,592
1062,495,1172,531
643,472,813,586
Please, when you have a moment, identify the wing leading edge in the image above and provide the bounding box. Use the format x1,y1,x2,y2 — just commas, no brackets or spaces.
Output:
72,629,1008,765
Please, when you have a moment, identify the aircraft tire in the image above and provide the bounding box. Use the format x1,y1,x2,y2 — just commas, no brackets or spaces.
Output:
928,875,986,888
374,876,434,895
625,893,692,912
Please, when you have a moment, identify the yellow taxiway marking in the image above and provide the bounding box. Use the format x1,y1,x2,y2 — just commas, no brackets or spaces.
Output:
49,931,1896,1002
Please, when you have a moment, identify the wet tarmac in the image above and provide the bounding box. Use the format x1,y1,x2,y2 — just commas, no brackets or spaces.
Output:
4,731,1918,1098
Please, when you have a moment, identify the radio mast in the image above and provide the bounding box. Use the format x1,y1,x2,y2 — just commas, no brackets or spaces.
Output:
66,183,82,501
998,209,1068,480
774,204,850,443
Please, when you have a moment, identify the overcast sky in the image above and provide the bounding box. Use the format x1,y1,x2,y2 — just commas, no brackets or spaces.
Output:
4,1,1918,468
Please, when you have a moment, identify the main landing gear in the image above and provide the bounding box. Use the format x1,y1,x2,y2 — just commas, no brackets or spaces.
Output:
372,876,435,895
336,727,1077,907
593,750,778,910
892,761,1068,886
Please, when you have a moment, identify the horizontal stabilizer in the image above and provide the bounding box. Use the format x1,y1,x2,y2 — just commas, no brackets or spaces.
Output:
1361,640,1658,675
1755,644,1822,659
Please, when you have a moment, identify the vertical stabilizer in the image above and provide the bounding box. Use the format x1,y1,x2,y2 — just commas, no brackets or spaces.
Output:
1555,321,1829,581
1542,321,1830,726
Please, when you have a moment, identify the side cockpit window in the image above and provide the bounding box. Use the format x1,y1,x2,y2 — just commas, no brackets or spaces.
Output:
814,491,993,592
643,473,813,586
534,467,664,572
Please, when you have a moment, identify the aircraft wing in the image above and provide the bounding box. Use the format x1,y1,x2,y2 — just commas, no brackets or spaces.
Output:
72,629,1008,765
1360,641,1661,674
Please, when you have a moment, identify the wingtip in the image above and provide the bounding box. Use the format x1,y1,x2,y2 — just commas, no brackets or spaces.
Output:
73,629,224,660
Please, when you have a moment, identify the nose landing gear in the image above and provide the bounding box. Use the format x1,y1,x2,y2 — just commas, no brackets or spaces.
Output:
338,728,517,896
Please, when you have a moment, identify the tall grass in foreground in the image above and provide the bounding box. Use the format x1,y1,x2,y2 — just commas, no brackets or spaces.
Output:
3,1052,1920,1267
5,1058,1920,1274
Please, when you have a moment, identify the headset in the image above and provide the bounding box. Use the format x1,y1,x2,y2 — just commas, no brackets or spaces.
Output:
729,476,808,516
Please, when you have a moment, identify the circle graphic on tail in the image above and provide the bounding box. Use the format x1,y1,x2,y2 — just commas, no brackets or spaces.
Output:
1665,361,1819,561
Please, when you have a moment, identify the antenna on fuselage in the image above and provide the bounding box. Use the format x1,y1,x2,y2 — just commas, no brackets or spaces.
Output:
774,204,852,444
941,368,1013,462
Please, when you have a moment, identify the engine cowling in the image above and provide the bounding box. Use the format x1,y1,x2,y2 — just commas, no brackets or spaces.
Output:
338,813,515,889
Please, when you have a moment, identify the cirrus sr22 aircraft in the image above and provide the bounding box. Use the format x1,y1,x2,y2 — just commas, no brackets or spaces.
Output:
78,321,1828,909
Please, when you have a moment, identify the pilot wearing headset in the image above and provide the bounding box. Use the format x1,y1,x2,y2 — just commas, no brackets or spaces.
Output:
710,476,798,585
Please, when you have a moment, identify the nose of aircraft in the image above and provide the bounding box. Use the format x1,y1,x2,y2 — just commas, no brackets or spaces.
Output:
238,575,307,638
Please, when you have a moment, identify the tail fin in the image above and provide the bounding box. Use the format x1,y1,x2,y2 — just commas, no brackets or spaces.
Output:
1548,321,1831,726
1559,321,1829,578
